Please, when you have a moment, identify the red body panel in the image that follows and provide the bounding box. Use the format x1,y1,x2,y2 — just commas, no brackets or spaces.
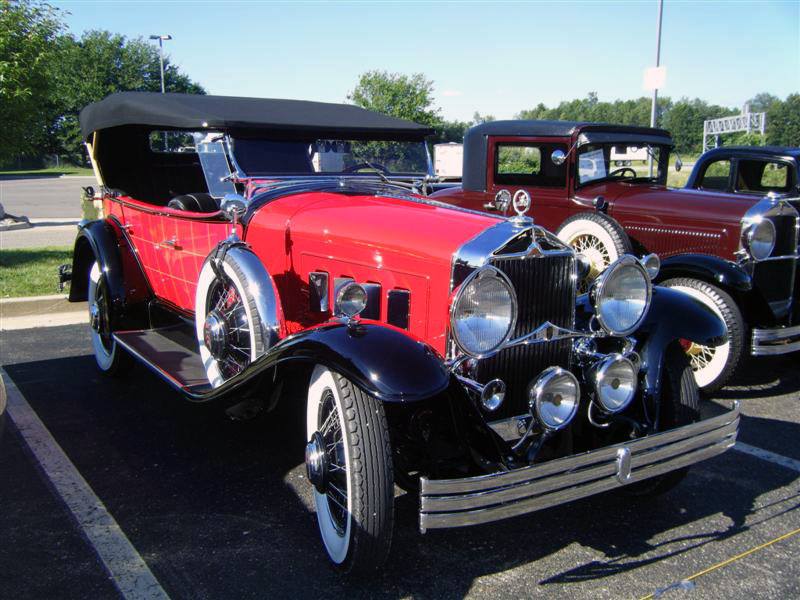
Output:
244,192,496,354
432,132,761,261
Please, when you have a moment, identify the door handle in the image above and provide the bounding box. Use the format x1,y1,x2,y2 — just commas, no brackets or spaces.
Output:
160,236,179,249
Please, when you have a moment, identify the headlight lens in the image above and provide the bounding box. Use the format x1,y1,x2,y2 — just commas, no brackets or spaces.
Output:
451,266,517,356
594,256,651,336
745,219,776,261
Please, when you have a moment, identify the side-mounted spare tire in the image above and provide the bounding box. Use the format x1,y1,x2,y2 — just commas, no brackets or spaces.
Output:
195,247,283,388
556,212,633,291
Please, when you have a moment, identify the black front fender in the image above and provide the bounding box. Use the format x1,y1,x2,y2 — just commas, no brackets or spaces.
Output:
656,254,752,292
187,321,451,404
637,286,726,394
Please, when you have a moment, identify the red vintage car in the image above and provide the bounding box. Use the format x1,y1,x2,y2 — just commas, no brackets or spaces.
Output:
431,122,800,392
66,93,738,574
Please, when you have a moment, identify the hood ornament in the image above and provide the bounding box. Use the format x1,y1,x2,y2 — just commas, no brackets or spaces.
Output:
510,189,533,225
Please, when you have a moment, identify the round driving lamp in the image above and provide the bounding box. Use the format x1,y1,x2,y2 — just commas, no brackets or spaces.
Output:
641,253,661,280
480,379,506,412
336,282,368,318
592,354,637,414
450,266,517,357
593,256,651,336
744,219,776,261
528,367,580,431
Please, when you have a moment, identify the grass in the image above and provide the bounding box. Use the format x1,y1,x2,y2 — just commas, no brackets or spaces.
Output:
0,166,94,177
0,246,73,298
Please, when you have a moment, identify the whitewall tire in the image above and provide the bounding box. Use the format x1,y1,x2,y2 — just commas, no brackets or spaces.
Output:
195,255,265,388
305,365,393,574
88,262,129,375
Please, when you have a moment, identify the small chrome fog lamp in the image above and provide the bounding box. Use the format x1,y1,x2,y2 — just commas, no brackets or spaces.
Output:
641,253,660,279
528,367,580,431
336,282,368,318
592,354,637,414
480,379,506,412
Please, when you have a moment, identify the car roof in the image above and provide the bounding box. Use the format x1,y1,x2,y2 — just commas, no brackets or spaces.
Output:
699,145,800,160
466,120,672,140
79,92,434,141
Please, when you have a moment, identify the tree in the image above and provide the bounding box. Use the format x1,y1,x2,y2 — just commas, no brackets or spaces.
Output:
348,70,442,128
766,94,800,147
0,0,64,162
661,98,737,153
747,92,779,113
49,30,205,161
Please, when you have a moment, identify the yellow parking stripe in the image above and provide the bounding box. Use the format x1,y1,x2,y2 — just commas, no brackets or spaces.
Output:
639,526,800,600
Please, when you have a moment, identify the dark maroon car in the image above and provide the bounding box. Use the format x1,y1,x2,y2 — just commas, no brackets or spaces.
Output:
431,121,800,392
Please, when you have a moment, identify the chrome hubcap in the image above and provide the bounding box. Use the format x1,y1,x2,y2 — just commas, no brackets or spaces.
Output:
89,301,102,333
203,310,229,360
305,431,329,494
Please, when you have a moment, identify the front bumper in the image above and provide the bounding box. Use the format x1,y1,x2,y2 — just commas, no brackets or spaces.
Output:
751,324,800,356
419,402,739,531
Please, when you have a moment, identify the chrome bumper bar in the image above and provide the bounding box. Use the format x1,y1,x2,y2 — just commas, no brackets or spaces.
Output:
419,403,739,532
751,324,800,356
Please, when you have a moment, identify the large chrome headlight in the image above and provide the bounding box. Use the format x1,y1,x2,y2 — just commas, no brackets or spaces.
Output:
743,219,776,261
593,255,651,336
450,266,517,357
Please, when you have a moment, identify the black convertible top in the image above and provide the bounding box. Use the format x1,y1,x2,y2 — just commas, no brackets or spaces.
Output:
79,92,435,140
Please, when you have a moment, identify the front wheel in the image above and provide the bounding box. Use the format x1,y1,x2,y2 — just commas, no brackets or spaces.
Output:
305,365,394,574
556,213,632,293
661,278,744,393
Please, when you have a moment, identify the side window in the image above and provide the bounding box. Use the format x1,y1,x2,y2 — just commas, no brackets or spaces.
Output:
736,159,791,193
493,142,566,187
698,159,731,191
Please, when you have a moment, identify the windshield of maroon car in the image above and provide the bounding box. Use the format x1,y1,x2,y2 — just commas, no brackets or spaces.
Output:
231,138,431,177
576,143,668,187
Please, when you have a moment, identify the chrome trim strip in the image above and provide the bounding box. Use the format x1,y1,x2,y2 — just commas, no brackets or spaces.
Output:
751,341,800,356
752,324,800,342
419,403,739,530
751,323,800,356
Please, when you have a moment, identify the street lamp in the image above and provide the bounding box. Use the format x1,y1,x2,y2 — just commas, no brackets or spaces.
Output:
149,34,172,93
648,0,663,177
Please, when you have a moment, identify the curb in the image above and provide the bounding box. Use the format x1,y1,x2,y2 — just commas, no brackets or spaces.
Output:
0,294,85,319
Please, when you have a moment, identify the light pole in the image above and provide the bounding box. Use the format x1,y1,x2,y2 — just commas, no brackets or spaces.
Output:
149,34,172,93
648,0,663,177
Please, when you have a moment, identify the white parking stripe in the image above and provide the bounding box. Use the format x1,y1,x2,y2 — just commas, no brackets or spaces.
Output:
734,442,800,474
1,369,171,600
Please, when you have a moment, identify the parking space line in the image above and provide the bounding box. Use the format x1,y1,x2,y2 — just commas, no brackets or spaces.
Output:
0,368,171,600
734,441,800,473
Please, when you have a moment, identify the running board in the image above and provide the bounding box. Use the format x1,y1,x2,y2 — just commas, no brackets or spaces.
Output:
114,326,211,395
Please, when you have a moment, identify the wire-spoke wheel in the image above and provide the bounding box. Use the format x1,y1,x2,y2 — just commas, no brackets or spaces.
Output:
88,262,130,375
661,278,744,393
195,254,265,388
556,213,632,294
306,365,394,574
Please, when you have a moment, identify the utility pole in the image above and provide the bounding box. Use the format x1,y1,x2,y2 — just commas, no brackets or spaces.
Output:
149,34,172,93
649,0,664,177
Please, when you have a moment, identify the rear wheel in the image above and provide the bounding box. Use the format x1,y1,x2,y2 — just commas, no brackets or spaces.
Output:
88,262,130,375
305,365,394,574
661,278,744,393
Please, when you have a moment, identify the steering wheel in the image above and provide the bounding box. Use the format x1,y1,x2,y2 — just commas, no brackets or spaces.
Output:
609,167,637,178
343,162,390,174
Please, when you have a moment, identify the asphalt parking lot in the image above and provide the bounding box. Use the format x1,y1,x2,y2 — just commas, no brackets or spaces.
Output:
1,324,798,599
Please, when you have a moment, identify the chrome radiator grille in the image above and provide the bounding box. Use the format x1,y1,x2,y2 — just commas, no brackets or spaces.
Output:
476,253,576,420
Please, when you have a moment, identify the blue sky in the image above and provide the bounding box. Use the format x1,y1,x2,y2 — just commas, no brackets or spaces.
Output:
54,0,799,121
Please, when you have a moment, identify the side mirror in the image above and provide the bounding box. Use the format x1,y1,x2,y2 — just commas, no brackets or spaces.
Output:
674,157,683,172
551,149,567,166
220,193,248,222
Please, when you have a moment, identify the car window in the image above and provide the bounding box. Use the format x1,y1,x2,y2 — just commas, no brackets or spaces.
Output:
493,142,566,187
736,159,791,193
698,159,731,191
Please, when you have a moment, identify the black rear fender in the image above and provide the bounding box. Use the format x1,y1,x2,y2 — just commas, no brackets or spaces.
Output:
656,254,752,293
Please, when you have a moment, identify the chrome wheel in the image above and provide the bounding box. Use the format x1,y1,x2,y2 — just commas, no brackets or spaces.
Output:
315,388,349,534
204,279,252,380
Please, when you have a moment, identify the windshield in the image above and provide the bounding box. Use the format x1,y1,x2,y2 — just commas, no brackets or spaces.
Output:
231,138,431,177
576,143,669,187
